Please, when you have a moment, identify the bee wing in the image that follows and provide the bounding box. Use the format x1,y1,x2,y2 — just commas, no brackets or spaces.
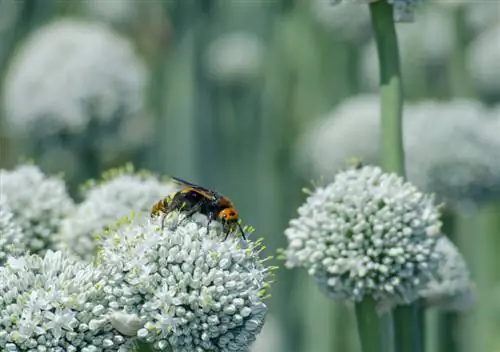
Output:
171,176,214,199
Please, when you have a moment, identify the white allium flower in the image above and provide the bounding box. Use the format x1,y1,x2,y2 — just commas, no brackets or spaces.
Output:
59,168,177,260
0,250,135,350
205,32,265,84
0,199,25,264
295,94,380,178
466,25,500,99
3,19,147,137
328,0,424,22
298,96,499,203
0,164,74,253
310,0,372,42
420,236,474,311
361,7,455,91
98,212,270,352
404,100,500,203
285,165,441,305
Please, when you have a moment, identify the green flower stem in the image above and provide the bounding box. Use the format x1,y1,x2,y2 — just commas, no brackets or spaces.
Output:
355,298,384,352
135,341,156,352
394,301,425,352
369,0,405,176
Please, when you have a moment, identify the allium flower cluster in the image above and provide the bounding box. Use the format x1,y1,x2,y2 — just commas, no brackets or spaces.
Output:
59,169,177,260
285,165,441,305
3,19,147,137
419,236,474,311
205,32,265,84
0,200,25,264
98,213,270,351
466,25,500,99
0,250,135,351
0,164,74,253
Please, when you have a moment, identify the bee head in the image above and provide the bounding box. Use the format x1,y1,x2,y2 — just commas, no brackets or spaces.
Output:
218,208,239,223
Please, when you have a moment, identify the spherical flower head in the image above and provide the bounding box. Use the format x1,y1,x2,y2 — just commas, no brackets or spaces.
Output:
0,250,135,350
419,236,474,311
0,199,25,264
97,212,271,351
310,0,371,43
3,19,147,137
295,94,380,179
466,25,500,100
205,32,265,84
404,99,500,203
285,165,442,305
59,167,178,260
0,164,74,253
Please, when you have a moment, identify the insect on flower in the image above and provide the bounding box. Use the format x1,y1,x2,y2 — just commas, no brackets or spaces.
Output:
151,177,246,240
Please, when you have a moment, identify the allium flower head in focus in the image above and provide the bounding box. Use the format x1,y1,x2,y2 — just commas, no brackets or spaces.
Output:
0,250,135,350
285,165,442,306
97,212,271,351
0,199,25,264
59,166,178,260
3,18,147,138
0,164,74,254
420,236,474,311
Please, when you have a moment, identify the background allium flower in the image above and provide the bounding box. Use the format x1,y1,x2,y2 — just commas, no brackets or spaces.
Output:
297,96,498,204
361,6,455,91
59,168,177,260
295,94,380,179
420,236,474,311
0,199,25,264
310,0,371,42
404,100,500,203
0,164,74,253
205,32,265,84
285,165,441,305
466,25,500,100
0,250,135,350
2,19,147,137
98,213,270,351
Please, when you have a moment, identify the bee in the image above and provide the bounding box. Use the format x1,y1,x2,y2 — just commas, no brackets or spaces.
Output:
151,177,246,240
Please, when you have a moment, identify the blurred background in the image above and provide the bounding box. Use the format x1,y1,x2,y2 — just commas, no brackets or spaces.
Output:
0,0,499,351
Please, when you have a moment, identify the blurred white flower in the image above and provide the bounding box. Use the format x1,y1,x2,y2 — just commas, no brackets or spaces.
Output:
297,96,500,203
0,164,74,253
205,32,265,84
59,167,177,260
465,1,500,37
0,199,25,264
3,19,147,137
98,212,271,351
310,0,372,42
0,250,135,350
285,165,441,306
82,0,136,25
361,6,455,90
420,236,474,311
466,25,500,99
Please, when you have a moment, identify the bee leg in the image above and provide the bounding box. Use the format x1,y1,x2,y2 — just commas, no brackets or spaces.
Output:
179,203,203,225
222,222,230,241
206,215,212,235
238,223,246,240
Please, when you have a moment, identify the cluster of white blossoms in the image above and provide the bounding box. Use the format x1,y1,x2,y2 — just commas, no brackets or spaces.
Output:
205,32,265,84
0,164,74,253
419,236,474,311
97,212,270,351
466,25,500,99
3,19,147,137
0,250,135,351
59,168,177,260
327,0,424,22
285,165,442,305
0,200,25,264
297,96,499,204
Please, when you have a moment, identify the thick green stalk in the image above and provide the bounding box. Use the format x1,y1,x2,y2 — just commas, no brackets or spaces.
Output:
369,2,423,352
369,0,405,175
355,298,385,352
